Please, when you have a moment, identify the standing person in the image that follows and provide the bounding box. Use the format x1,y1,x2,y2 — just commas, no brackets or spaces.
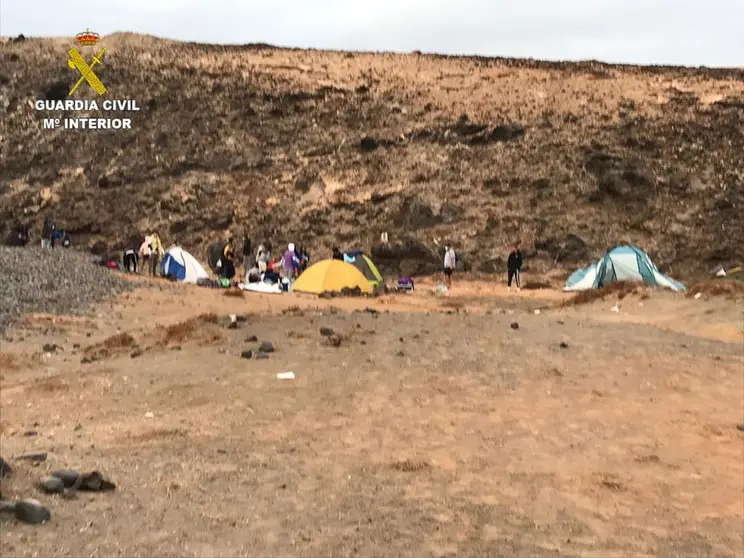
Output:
41,217,52,249
220,238,236,280
443,244,456,289
123,247,139,273
507,242,523,292
148,233,164,277
282,243,297,282
242,234,252,274
138,235,151,274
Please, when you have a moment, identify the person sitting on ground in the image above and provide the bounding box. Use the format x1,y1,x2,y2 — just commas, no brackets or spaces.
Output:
123,247,139,273
255,243,267,273
60,231,71,248
507,242,523,292
443,244,456,289
332,246,343,261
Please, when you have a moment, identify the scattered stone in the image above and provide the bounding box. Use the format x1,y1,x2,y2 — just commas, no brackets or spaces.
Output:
0,500,16,515
0,247,140,333
42,343,61,353
216,449,227,454
38,475,65,494
396,350,405,357
144,411,154,419
51,469,80,488
559,342,569,349
74,424,83,431
324,334,342,347
73,343,81,349
510,322,519,330
227,314,238,329
737,424,744,432
23,430,38,437
171,345,182,351
78,471,116,492
557,320,565,325
14,498,51,524
259,341,274,353
235,314,248,322
0,456,12,478
363,307,379,316
16,451,47,462
254,353,269,360
130,348,143,359
240,350,253,359
245,335,258,342
61,489,79,500
319,327,334,337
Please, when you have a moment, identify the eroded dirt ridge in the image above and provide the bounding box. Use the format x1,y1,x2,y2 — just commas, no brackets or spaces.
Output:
0,34,743,276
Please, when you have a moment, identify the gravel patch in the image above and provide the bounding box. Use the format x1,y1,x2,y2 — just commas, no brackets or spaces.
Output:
0,247,142,331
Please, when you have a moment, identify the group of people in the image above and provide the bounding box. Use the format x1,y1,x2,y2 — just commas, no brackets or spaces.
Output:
442,241,523,291
122,233,164,276
39,217,71,249
245,239,310,285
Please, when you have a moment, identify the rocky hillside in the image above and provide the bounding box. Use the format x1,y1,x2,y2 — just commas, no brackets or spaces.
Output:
1,33,743,278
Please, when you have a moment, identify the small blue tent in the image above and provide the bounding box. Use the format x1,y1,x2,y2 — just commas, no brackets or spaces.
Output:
564,245,685,292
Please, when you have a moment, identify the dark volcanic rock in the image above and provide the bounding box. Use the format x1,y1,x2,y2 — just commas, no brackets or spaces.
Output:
14,498,51,524
0,456,11,478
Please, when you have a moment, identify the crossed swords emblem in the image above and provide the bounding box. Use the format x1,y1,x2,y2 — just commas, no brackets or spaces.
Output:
67,47,107,96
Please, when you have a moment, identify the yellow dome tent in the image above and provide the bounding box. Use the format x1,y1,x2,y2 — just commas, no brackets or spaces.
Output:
293,259,373,295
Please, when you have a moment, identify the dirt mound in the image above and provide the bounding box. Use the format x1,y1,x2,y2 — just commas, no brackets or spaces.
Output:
1,36,743,280
687,279,744,299
565,281,641,305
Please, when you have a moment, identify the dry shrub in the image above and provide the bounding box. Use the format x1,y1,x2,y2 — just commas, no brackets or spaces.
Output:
522,280,553,290
281,305,304,316
223,289,244,298
391,459,430,472
565,281,639,306
686,279,744,299
163,313,219,343
84,332,137,356
0,352,18,371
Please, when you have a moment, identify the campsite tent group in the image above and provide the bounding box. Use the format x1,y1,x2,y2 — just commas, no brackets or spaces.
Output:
157,243,387,295
564,245,686,292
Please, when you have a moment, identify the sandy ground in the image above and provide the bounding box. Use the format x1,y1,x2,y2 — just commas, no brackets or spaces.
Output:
0,277,742,557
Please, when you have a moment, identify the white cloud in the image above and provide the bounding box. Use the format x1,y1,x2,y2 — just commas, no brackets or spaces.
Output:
1,0,742,66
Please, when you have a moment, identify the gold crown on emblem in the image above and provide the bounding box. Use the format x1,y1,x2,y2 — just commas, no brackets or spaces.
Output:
75,29,100,46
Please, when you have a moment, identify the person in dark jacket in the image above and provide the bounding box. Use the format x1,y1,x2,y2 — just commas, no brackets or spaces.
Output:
17,223,29,246
332,247,343,261
242,235,252,271
123,248,139,273
507,242,523,291
41,217,53,249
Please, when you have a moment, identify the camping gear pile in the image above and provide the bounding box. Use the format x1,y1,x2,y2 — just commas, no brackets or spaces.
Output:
564,245,686,292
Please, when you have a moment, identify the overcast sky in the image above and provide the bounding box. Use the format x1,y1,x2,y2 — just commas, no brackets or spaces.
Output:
2,0,743,67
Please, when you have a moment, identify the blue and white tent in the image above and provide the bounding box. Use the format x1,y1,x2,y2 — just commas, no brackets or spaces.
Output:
564,245,685,292
160,246,210,284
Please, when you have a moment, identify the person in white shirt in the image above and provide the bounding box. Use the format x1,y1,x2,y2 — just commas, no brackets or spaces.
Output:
443,244,456,289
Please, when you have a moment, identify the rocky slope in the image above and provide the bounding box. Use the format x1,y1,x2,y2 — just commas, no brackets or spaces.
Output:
1,33,743,278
